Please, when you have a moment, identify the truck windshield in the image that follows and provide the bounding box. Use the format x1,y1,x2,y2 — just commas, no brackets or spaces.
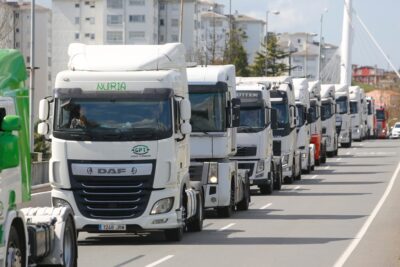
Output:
321,102,333,121
367,101,373,115
189,91,226,132
350,101,358,114
271,102,289,128
296,104,306,128
309,101,319,124
336,96,348,114
376,109,385,120
54,98,172,141
239,107,265,133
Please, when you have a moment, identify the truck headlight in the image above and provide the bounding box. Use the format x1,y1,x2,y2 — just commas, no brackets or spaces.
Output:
150,197,174,215
281,154,289,166
52,197,74,213
301,153,307,159
256,160,265,173
208,162,218,184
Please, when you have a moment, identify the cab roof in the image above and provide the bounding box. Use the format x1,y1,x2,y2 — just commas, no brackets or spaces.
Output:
0,49,27,91
187,65,235,86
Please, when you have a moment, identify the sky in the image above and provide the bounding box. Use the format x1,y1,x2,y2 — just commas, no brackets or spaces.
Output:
218,0,400,71
36,0,400,71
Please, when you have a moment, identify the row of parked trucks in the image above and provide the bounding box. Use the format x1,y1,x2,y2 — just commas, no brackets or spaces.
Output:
0,43,385,266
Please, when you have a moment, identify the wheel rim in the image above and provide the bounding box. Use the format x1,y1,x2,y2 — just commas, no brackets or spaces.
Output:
63,225,74,267
6,244,22,267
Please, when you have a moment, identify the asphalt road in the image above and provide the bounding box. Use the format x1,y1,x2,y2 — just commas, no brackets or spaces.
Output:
30,139,400,267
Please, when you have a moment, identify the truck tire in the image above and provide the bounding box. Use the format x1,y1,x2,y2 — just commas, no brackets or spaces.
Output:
321,144,327,164
237,181,250,211
165,227,184,242
304,155,311,174
60,216,78,267
273,164,282,190
6,225,25,267
217,182,235,218
186,193,204,232
284,160,295,184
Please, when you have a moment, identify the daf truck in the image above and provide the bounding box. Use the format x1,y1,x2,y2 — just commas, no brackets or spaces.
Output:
0,49,78,266
293,78,313,174
233,77,282,194
38,43,203,242
366,96,377,138
349,86,364,141
308,81,327,165
187,65,250,217
321,85,338,157
335,84,352,148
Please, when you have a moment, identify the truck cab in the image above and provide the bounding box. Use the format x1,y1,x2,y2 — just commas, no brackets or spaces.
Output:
349,86,364,141
187,65,250,217
38,43,203,242
293,78,313,174
308,81,326,165
366,96,377,138
335,84,352,148
321,84,338,157
376,105,389,139
232,77,280,194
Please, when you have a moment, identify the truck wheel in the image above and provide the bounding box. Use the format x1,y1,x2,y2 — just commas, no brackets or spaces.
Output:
273,164,282,190
321,145,327,164
304,155,311,174
6,225,25,267
61,216,78,267
165,227,184,242
237,181,250,211
217,182,234,218
186,193,204,232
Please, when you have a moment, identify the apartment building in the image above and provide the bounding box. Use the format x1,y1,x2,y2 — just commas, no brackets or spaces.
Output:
52,0,159,81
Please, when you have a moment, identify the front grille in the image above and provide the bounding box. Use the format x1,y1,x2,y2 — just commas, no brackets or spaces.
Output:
238,163,255,176
236,146,257,157
189,165,204,182
69,160,155,220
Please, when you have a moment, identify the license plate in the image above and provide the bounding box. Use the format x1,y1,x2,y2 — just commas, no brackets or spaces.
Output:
99,224,126,231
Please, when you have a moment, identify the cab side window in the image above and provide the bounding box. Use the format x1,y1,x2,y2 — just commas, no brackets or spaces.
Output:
0,108,6,130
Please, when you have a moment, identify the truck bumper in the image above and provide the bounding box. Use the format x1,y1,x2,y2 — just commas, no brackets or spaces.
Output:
352,128,362,140
339,129,350,143
237,160,271,186
282,165,292,178
52,188,183,231
300,150,309,170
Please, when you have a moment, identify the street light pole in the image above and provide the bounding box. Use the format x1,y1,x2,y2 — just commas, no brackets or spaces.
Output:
179,0,184,42
29,0,36,153
265,10,280,76
318,8,328,80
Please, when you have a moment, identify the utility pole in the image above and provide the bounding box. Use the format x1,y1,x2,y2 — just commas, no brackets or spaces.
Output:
340,0,353,85
318,9,328,80
179,0,184,42
29,0,36,153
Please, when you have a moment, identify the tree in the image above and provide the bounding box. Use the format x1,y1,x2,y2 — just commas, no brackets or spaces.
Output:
251,33,292,77
224,27,250,77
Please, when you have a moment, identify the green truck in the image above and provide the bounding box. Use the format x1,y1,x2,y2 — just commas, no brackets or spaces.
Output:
0,49,77,267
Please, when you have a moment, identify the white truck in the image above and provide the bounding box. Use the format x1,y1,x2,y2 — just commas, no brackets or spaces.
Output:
1,49,78,266
360,89,368,139
349,86,365,141
187,65,250,217
366,96,377,138
321,84,339,157
293,78,314,174
233,77,282,194
38,43,204,242
308,81,327,165
335,84,352,148
267,77,301,183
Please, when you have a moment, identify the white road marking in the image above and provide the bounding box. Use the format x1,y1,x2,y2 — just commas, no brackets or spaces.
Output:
333,160,400,267
311,175,318,179
293,186,301,190
145,255,174,267
324,165,330,170
218,223,236,232
260,203,272,210
336,158,342,161
346,151,351,155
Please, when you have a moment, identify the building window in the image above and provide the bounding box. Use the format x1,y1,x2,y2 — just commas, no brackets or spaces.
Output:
84,33,90,38
15,42,20,48
75,33,80,40
171,34,178,42
107,15,122,25
159,3,165,10
171,19,179,27
106,31,123,44
75,17,80,24
26,56,30,63
107,0,123,9
129,0,145,5
91,33,95,40
129,31,145,40
86,17,95,24
160,19,164,26
48,57,51,67
159,35,164,42
90,2,95,8
48,72,52,81
129,15,145,23
15,13,19,19
16,28,19,33
75,3,80,8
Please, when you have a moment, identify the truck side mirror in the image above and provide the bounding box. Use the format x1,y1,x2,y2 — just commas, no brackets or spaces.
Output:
39,99,50,121
180,99,191,121
290,106,296,128
37,122,50,135
231,98,241,128
180,121,192,135
271,109,278,130
0,115,21,170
